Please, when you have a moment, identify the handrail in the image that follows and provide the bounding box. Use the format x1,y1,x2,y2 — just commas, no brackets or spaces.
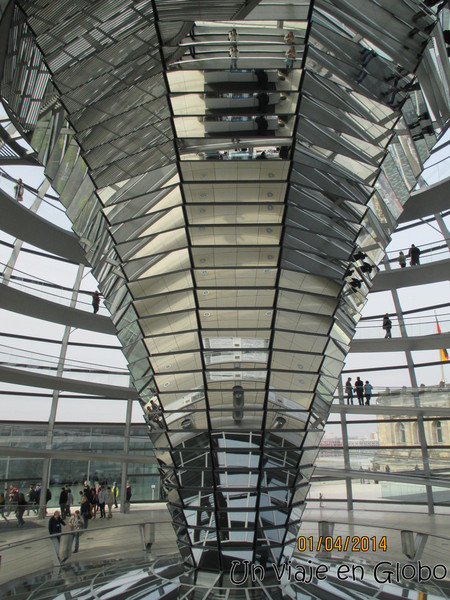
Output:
0,519,167,552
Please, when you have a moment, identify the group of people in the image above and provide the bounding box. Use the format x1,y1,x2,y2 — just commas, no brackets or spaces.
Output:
1,479,131,538
78,480,120,525
228,29,297,73
0,483,52,526
345,376,373,405
398,244,421,268
283,31,296,73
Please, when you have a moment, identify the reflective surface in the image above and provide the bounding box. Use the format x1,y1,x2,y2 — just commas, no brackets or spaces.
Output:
2,0,449,575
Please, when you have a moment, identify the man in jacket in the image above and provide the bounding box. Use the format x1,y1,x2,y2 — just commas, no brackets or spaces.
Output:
59,487,68,517
354,377,364,405
48,510,66,555
382,314,392,338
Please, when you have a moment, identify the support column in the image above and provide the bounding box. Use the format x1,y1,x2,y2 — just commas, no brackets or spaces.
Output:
384,258,434,514
120,397,133,513
38,263,85,518
435,213,450,250
338,376,353,511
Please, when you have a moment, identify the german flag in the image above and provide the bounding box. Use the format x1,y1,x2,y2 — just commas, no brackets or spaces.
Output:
436,317,449,361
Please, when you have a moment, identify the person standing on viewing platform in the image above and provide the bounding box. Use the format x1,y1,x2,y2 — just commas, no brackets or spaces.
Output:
92,290,101,314
125,481,132,513
284,31,295,44
0,492,7,521
66,487,73,517
14,178,24,201
409,243,421,266
354,377,364,405
228,28,238,42
284,45,296,73
105,487,114,519
364,380,373,405
345,377,353,404
48,510,66,552
15,493,27,527
59,486,68,517
70,510,82,553
383,313,392,338
229,45,238,71
398,251,406,268
112,482,119,508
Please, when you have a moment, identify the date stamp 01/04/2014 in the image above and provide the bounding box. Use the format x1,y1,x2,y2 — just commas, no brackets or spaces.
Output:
297,535,388,553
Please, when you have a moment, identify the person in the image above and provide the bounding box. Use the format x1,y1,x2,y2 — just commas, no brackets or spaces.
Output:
83,480,90,496
7,485,18,516
90,486,98,519
255,115,268,135
79,492,91,529
319,493,324,507
385,464,391,473
354,376,364,405
364,380,373,405
228,28,238,42
14,178,24,201
284,31,295,44
256,92,269,113
92,290,101,314
345,377,353,405
125,481,132,512
0,492,7,521
229,45,238,71
98,486,106,518
256,151,267,159
414,464,420,472
70,510,82,553
382,313,392,338
254,69,269,89
66,487,74,517
105,487,114,519
284,45,296,72
149,399,163,427
15,493,27,527
27,484,37,515
59,486,68,517
409,244,421,266
48,510,65,554
112,482,119,508
398,251,406,268
359,466,365,484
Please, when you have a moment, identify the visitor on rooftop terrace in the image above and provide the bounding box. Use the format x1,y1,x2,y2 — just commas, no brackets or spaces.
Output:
0,493,7,521
229,45,238,71
70,510,82,553
364,380,373,405
92,290,101,314
284,31,295,44
228,28,238,42
398,250,406,268
284,45,296,73
15,493,27,527
14,177,24,201
382,313,392,338
48,510,66,552
345,377,353,405
105,487,114,519
408,243,421,266
355,376,364,405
